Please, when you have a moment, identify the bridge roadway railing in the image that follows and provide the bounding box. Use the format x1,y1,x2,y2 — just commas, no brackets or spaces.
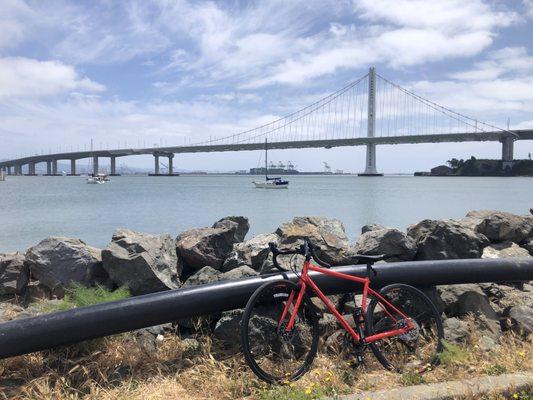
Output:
0,257,531,359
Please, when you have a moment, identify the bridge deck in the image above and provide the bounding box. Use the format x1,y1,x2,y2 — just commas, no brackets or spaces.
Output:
1,130,532,167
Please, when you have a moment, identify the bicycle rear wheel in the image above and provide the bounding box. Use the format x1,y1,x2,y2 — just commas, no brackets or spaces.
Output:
240,280,319,383
366,284,443,373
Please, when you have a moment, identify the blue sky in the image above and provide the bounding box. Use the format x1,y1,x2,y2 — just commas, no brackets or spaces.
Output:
1,0,533,173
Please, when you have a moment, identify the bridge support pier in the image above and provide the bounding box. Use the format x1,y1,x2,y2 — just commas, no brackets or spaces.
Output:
149,152,178,176
358,67,382,176
93,156,99,175
110,156,120,176
168,154,174,175
26,162,36,176
69,159,78,176
501,136,515,172
52,160,58,176
45,161,52,175
154,154,159,175
501,136,514,161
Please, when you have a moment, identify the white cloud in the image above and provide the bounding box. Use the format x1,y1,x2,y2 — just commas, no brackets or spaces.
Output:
0,0,521,90
451,47,533,81
0,0,34,50
524,0,533,18
240,0,519,88
0,57,105,98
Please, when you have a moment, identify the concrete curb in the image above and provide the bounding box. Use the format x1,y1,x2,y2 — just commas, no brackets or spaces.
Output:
331,372,532,400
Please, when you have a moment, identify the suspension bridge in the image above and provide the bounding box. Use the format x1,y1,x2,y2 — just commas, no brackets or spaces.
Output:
1,67,531,176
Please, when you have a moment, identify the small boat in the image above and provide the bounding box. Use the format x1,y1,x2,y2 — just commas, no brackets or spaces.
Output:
87,173,108,184
253,177,289,189
253,139,289,189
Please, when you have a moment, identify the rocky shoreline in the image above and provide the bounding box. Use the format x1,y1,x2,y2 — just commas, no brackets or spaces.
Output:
1,211,532,350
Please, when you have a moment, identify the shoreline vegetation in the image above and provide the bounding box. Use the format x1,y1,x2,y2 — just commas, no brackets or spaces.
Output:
416,157,533,177
1,211,532,399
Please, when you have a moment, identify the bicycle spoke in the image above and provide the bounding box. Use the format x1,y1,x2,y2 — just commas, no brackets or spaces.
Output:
366,285,443,373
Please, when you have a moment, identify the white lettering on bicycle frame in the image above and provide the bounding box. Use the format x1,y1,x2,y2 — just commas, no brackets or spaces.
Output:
273,293,289,298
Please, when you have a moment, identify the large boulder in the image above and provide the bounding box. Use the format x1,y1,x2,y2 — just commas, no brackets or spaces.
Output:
0,253,29,295
176,216,249,271
482,241,531,259
222,233,279,272
25,237,106,292
521,239,533,256
102,229,181,295
216,216,249,242
361,224,386,234
465,210,533,244
407,219,489,260
354,228,416,262
276,217,354,265
182,266,222,287
213,309,244,347
437,284,500,339
442,317,470,343
222,265,258,280
508,306,533,336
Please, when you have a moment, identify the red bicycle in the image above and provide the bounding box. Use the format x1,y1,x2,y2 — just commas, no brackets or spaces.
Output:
240,239,443,383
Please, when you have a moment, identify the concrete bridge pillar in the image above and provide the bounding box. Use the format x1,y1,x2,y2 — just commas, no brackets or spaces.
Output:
110,156,117,175
70,159,77,176
154,154,160,175
52,160,58,176
93,156,99,175
168,154,174,175
359,67,382,176
501,136,514,162
7,166,12,175
46,161,52,175
27,162,36,176
362,143,379,175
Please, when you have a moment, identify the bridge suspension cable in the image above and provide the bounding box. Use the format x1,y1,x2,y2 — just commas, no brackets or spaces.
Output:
190,73,370,146
189,68,509,148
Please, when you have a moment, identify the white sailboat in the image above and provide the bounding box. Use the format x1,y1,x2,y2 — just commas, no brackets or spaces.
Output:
253,139,289,189
87,173,108,184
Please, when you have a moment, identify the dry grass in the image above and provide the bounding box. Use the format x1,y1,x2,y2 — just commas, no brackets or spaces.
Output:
0,323,531,400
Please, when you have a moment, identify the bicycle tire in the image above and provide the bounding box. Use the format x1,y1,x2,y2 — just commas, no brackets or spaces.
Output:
366,283,444,373
240,280,319,383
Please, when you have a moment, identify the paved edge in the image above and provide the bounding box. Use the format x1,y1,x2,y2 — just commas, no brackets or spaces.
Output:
331,372,533,400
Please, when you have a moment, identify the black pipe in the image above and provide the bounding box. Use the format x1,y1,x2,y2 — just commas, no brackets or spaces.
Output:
0,258,531,359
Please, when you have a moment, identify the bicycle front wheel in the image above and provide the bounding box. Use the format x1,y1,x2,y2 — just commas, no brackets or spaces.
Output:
240,280,319,383
366,284,443,373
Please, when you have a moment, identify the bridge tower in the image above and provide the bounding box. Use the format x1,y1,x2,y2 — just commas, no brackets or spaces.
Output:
358,67,382,176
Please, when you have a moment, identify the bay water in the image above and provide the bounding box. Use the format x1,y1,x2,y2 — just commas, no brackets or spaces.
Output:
0,175,531,253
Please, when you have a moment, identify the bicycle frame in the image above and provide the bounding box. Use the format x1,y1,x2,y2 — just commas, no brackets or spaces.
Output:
280,260,413,344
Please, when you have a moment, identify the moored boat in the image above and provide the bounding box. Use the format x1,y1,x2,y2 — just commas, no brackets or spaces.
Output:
253,139,289,189
87,173,109,184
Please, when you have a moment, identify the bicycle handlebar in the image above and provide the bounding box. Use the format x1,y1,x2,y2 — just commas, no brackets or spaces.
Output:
269,240,331,272
268,240,380,276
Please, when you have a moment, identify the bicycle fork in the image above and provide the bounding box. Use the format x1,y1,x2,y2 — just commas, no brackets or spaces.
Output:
352,307,367,364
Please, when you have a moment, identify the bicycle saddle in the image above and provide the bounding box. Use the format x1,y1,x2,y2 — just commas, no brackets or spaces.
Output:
353,254,386,263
